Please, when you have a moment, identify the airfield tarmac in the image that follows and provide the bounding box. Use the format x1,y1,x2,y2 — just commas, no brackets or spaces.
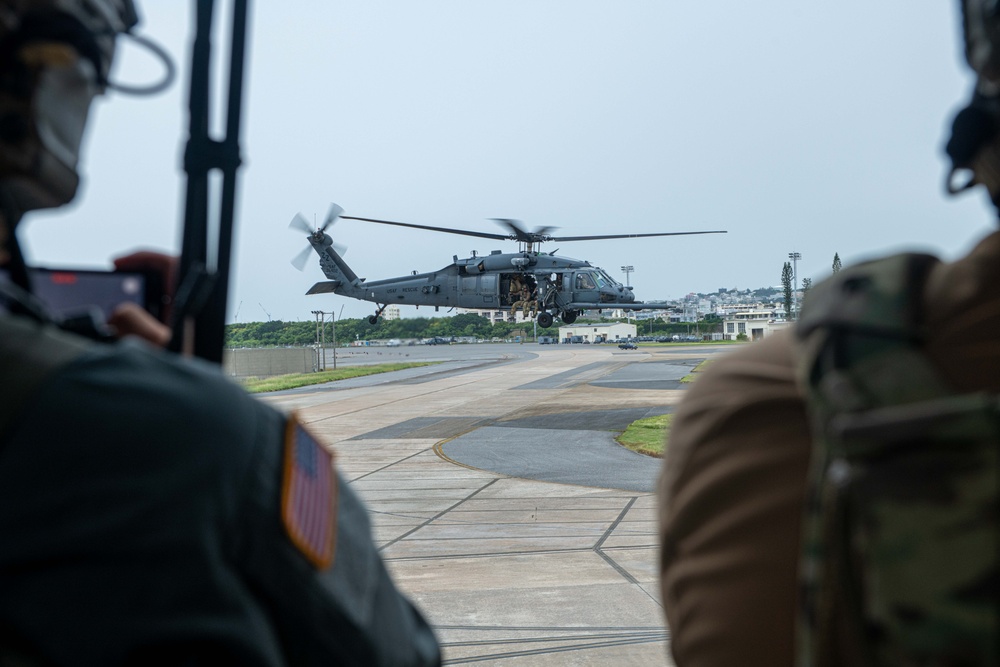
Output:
260,343,732,665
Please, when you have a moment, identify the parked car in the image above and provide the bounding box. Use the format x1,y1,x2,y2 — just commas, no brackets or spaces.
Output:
618,342,638,350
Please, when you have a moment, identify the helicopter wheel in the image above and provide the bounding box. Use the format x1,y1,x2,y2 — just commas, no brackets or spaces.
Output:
368,315,379,325
560,310,578,324
536,311,554,328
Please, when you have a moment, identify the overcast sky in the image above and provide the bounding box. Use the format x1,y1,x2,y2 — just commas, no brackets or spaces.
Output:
18,1,995,322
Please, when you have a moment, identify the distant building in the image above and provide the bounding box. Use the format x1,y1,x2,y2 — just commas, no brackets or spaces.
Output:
460,308,535,325
383,304,401,321
558,322,636,343
722,310,790,341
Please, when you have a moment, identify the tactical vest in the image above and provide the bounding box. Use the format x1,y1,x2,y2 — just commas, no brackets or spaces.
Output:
796,253,998,666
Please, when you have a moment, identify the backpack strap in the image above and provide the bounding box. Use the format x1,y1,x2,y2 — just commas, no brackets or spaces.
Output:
795,253,999,666
0,315,93,442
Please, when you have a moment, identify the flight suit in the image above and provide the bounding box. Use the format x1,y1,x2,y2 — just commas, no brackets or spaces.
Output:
0,314,441,666
658,231,1000,666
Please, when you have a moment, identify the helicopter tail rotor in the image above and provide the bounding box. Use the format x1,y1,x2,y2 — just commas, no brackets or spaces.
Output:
319,202,344,233
288,212,314,235
290,244,314,271
288,203,348,271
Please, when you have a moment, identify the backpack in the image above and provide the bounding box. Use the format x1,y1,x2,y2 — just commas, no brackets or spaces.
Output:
795,253,998,666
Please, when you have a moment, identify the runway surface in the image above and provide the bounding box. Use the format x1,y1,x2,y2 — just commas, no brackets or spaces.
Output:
260,342,733,665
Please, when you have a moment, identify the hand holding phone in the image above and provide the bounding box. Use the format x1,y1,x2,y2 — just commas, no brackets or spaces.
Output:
108,251,177,346
29,251,177,347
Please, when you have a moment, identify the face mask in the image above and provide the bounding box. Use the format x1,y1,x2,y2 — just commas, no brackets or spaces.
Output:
0,1,136,218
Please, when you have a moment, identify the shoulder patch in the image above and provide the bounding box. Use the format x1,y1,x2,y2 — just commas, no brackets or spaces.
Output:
281,416,337,570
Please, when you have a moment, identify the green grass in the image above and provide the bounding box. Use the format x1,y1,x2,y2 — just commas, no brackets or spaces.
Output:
616,413,672,458
240,362,438,393
680,359,715,383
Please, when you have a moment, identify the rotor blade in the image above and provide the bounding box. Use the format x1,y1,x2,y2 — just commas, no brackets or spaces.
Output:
340,215,509,241
531,225,558,237
549,230,728,242
290,244,313,271
490,218,530,241
319,202,344,233
331,241,348,257
289,213,313,235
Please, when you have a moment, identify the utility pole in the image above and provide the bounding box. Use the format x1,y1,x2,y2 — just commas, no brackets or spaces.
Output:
311,310,326,370
788,252,801,320
311,309,339,371
334,306,342,370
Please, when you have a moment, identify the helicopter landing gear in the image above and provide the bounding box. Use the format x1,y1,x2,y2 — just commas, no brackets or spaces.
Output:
368,303,388,325
536,311,554,328
560,310,578,325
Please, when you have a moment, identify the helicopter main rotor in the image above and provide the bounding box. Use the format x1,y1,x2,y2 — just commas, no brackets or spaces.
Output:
339,212,727,252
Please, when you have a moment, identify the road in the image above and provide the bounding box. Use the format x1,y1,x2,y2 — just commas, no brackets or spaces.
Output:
260,343,731,665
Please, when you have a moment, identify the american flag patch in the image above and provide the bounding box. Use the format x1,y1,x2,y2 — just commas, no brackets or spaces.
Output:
281,417,337,569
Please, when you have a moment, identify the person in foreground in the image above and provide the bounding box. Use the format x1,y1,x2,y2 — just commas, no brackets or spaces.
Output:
658,3,998,666
0,1,440,665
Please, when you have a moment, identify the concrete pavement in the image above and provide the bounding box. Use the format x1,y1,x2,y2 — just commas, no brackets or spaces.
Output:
260,344,727,665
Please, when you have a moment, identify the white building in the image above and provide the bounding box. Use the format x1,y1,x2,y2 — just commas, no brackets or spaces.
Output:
557,322,636,343
722,310,790,341
460,308,536,325
383,304,401,321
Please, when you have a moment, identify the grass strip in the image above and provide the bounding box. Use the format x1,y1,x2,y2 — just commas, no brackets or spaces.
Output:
616,413,672,458
240,362,438,393
680,358,715,383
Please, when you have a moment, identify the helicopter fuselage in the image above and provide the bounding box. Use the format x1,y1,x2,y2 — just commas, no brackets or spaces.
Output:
305,232,647,325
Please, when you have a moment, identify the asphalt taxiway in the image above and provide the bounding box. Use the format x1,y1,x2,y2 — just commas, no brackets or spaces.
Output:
260,343,730,665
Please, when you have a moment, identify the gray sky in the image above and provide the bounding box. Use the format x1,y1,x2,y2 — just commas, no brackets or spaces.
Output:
19,1,995,322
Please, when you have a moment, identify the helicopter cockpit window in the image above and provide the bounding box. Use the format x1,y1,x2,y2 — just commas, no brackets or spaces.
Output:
597,269,617,286
576,273,597,290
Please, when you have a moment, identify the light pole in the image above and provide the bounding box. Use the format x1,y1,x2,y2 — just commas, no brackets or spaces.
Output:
621,265,634,324
621,265,634,287
788,252,801,320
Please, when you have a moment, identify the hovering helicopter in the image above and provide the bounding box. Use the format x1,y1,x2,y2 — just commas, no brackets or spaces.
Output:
290,203,726,328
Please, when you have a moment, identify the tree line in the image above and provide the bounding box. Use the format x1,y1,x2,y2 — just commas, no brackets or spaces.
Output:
224,313,708,348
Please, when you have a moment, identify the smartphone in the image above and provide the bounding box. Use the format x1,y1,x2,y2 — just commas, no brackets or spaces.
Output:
28,266,165,321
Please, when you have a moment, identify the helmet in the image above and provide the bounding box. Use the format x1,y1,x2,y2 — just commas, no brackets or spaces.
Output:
0,0,137,217
961,0,1000,91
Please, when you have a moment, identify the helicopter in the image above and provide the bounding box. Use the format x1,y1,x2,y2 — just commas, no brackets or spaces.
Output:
290,203,726,328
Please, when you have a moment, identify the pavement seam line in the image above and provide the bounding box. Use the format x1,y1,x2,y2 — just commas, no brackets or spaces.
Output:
377,477,501,553
442,633,668,664
347,447,432,483
593,497,640,585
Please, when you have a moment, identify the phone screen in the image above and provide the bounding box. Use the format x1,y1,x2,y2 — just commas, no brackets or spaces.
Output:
29,267,161,320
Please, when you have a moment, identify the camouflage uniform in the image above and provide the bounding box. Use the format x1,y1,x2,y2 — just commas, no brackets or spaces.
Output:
508,276,524,320
658,231,1000,667
512,286,536,319
795,253,997,666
